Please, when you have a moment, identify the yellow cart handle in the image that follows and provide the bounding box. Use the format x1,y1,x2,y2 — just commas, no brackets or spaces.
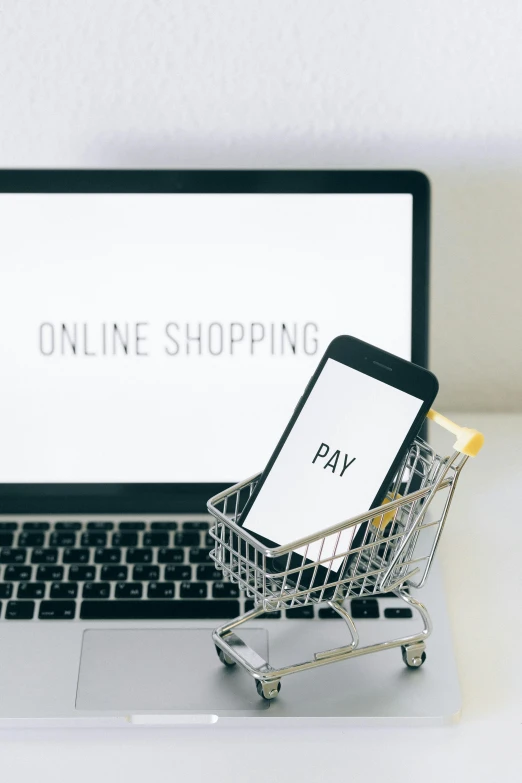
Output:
427,409,484,457
372,409,484,530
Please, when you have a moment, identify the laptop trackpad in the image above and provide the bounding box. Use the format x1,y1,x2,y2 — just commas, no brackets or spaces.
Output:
76,628,270,712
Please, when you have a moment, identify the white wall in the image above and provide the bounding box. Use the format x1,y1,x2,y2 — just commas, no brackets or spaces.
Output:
1,0,521,411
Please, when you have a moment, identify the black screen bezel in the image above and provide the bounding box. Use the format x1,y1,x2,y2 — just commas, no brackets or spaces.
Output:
240,334,439,535
0,169,430,513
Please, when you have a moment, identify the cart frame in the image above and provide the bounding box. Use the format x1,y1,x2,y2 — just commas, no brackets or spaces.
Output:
208,410,483,700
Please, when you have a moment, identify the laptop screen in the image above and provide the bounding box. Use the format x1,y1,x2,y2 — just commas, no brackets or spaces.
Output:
0,190,415,485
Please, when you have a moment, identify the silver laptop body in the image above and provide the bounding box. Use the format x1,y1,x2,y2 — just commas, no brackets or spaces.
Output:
0,170,460,726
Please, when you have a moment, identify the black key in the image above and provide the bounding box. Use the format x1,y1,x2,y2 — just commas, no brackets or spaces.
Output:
133,565,160,581
80,600,240,620
174,531,200,547
0,548,27,564
5,565,32,581
143,532,169,547
384,607,413,619
101,565,128,581
87,521,114,530
126,548,152,564
36,565,64,581
196,565,222,581
50,582,78,599
204,533,214,547
0,583,13,598
18,532,45,547
17,582,46,599
69,565,96,581
148,582,175,599
23,522,49,531
318,607,343,619
180,582,207,599
212,582,240,599
183,521,209,530
0,532,14,546
119,522,145,530
351,599,380,619
50,532,76,547
245,599,281,618
94,548,121,564
112,532,138,547
63,548,89,564
115,582,143,599
189,547,212,563
158,548,184,564
55,522,82,530
81,532,107,547
83,582,110,599
150,521,178,531
286,605,315,619
0,522,18,531
39,601,75,620
166,565,192,581
31,548,58,564
6,600,35,619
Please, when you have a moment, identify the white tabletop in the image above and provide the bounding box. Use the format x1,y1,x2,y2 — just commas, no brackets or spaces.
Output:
2,413,521,782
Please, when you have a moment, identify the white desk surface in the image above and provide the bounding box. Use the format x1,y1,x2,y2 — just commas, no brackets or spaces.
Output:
2,413,521,783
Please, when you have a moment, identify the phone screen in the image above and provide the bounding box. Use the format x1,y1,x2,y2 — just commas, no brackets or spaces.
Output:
242,358,424,572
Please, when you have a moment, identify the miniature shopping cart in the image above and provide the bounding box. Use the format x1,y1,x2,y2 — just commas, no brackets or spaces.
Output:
207,410,483,700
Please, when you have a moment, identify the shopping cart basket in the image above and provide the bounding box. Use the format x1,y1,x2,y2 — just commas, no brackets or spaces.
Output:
208,410,483,700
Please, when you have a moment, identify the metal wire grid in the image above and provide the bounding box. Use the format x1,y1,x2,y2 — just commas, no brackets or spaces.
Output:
208,436,465,612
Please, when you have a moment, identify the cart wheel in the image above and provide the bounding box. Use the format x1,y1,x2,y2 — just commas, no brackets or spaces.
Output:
256,680,281,701
215,645,236,667
401,645,427,668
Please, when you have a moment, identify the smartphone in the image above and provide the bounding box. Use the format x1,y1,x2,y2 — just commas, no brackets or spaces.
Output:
238,335,439,592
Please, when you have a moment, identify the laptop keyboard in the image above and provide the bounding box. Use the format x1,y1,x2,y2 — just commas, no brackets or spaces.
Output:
0,518,413,621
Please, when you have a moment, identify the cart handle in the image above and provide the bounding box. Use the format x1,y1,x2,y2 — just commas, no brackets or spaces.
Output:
427,409,484,456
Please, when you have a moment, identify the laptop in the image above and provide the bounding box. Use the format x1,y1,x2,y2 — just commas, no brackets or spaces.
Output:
0,170,460,726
